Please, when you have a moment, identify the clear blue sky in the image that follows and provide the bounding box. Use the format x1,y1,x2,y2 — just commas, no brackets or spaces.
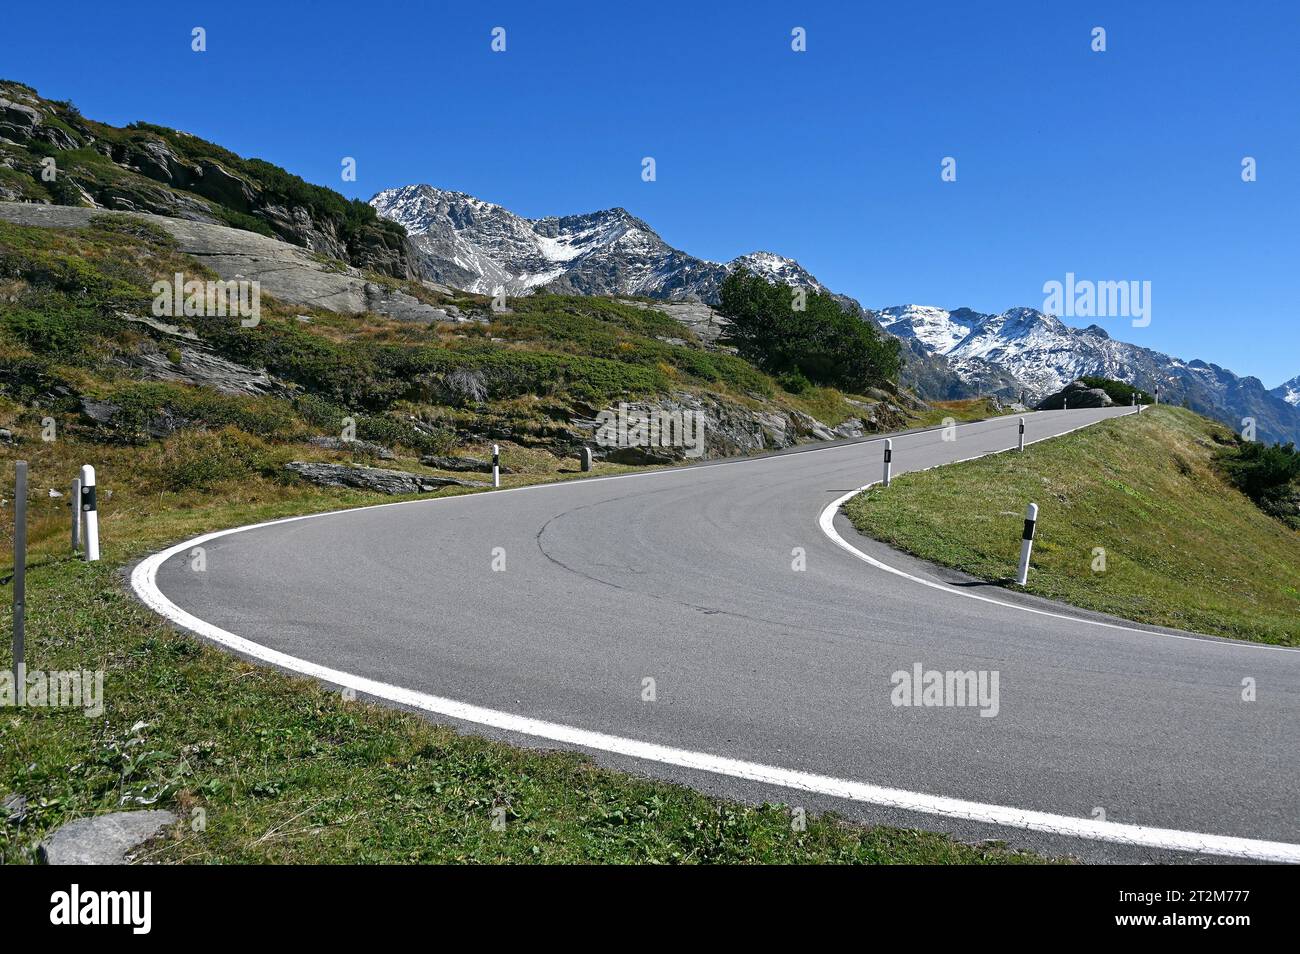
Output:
3,0,1296,385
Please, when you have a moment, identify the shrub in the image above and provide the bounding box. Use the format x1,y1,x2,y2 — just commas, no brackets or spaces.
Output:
1079,376,1153,405
718,270,900,394
778,369,812,394
156,428,269,491
1217,440,1300,528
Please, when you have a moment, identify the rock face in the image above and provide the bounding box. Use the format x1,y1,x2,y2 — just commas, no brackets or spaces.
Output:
0,80,413,277
1035,379,1115,410
285,462,487,494
39,809,176,864
0,202,459,324
568,392,911,463
113,321,282,396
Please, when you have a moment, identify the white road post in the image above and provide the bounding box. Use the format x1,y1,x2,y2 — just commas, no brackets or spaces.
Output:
1017,417,1025,453
80,464,100,562
882,439,893,488
1155,383,1160,405
71,476,81,552
580,446,592,472
1016,502,1038,586
492,445,500,488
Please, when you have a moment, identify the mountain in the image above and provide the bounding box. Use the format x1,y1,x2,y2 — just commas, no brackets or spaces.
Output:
372,184,993,398
370,184,725,299
1271,374,1300,409
0,80,412,277
369,184,878,311
878,304,1300,444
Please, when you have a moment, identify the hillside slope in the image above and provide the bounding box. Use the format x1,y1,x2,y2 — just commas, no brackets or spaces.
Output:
0,80,411,277
844,407,1300,646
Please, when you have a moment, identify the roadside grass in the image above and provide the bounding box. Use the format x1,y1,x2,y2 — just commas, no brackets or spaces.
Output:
0,434,1051,864
843,407,1300,646
909,397,1016,429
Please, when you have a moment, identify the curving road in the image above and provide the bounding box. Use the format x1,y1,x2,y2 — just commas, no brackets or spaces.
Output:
134,408,1300,863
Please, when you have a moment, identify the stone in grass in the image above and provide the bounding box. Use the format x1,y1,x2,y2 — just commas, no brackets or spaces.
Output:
286,461,488,494
39,809,177,865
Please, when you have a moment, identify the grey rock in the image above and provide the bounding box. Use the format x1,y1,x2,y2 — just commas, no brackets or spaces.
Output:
78,397,119,426
420,454,510,474
572,392,858,463
119,339,281,397
0,202,456,324
39,809,176,865
2,793,27,822
0,428,13,444
1035,379,1116,411
833,418,866,439
286,462,487,494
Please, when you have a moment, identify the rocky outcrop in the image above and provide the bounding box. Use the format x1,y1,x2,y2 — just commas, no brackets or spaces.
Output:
112,314,284,396
0,202,462,324
1035,379,1115,410
0,81,414,278
566,392,903,463
285,461,487,494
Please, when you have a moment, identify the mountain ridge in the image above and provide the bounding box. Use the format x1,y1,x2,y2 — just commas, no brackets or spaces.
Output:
877,303,1300,444
372,183,1298,441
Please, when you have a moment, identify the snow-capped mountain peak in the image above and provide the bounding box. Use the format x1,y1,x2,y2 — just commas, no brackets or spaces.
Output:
369,184,841,304
1271,373,1300,407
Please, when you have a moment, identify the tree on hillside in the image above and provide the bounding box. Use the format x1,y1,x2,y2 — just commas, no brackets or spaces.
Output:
717,270,901,394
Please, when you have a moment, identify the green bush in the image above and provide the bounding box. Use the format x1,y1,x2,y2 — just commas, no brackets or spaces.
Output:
105,382,297,440
718,270,900,394
1079,376,1153,405
157,428,269,491
1217,440,1300,528
778,369,813,394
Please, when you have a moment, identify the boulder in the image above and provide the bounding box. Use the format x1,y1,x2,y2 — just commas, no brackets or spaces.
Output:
39,809,176,865
1035,379,1115,410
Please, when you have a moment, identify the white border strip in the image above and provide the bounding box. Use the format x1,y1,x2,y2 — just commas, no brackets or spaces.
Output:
129,414,1300,862
819,411,1300,653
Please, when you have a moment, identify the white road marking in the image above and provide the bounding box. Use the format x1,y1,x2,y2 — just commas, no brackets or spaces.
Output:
129,409,1300,862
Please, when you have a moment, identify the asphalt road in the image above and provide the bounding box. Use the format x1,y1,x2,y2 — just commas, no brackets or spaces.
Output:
137,407,1300,863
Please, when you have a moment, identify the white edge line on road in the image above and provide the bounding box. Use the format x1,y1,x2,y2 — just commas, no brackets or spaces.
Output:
129,410,1300,862
819,413,1300,654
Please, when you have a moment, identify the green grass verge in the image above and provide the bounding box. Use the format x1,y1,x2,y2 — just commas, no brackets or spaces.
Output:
908,397,1017,429
844,407,1300,646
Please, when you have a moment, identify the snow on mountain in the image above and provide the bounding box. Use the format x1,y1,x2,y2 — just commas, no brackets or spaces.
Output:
1270,374,1300,407
371,184,819,304
877,304,1300,443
